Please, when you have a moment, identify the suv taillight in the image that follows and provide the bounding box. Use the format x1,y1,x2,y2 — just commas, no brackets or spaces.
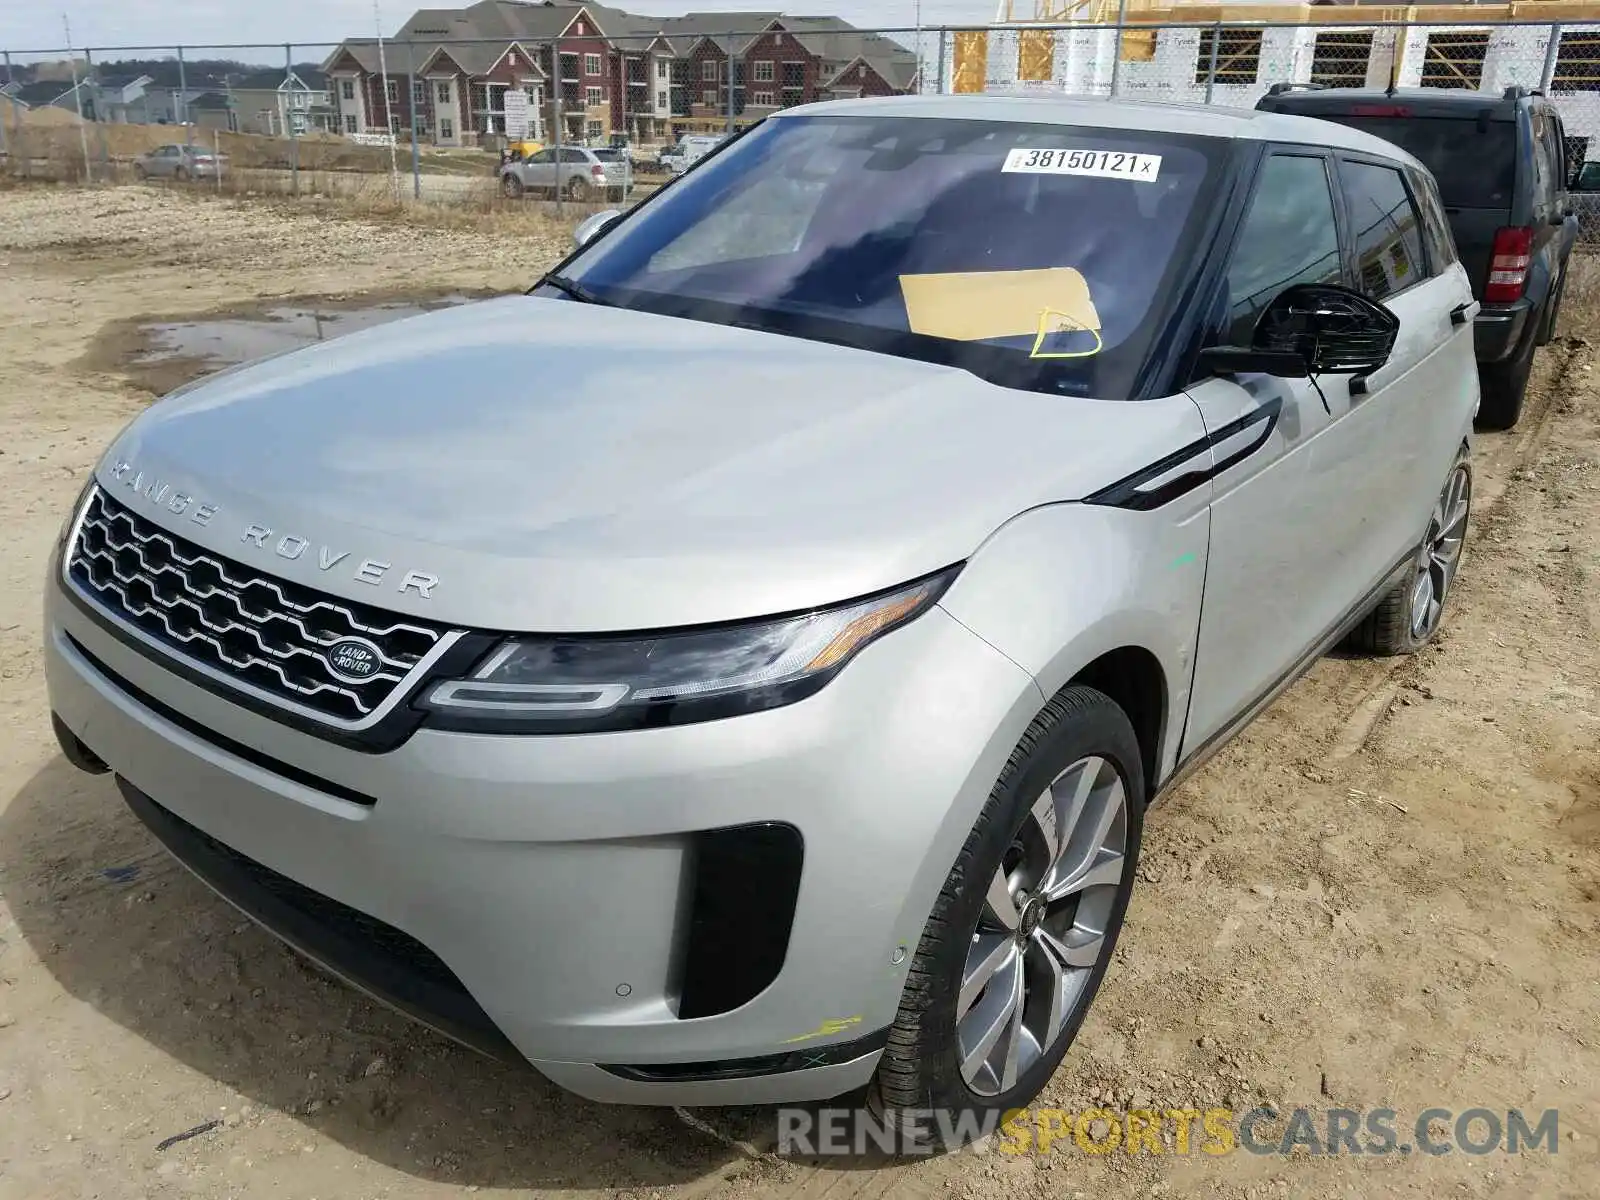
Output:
591,164,605,178
1485,226,1533,303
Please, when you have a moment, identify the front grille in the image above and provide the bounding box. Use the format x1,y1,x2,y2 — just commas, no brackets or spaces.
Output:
66,487,449,726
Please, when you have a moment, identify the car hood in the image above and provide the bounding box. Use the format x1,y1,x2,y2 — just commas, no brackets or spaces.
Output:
97,295,1202,632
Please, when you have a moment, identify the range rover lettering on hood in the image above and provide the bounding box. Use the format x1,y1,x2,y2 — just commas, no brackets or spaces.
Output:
108,459,442,600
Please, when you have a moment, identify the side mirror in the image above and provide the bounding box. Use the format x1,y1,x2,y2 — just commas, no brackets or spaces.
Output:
1252,283,1399,376
572,209,622,250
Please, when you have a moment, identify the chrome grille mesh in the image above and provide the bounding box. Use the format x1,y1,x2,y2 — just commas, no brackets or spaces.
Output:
67,488,448,725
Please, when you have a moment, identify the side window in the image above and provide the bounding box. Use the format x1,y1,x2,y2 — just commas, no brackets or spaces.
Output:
1222,154,1343,345
560,148,589,163
526,149,556,164
1339,159,1427,300
1411,168,1457,274
1542,111,1567,193
1529,112,1550,201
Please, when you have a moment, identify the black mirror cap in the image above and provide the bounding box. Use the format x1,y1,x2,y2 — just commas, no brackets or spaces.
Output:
1252,283,1399,376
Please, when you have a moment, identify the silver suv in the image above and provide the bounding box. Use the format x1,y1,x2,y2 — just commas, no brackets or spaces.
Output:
45,96,1479,1122
501,145,631,202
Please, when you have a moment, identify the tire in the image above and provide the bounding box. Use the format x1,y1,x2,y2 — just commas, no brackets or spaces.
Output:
1343,448,1471,656
1537,266,1567,346
134,164,147,180
869,685,1145,1134
1477,327,1536,431
501,174,523,199
565,176,590,202
174,166,190,182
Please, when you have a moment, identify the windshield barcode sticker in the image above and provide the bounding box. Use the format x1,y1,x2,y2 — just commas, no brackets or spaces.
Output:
1002,148,1161,181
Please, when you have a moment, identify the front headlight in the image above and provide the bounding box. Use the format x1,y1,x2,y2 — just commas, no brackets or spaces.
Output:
420,566,960,733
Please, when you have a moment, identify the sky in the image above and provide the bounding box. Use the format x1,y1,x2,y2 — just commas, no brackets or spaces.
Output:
2,0,1001,56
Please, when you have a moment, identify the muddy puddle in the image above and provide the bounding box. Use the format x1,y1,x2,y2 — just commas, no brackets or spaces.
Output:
83,289,500,397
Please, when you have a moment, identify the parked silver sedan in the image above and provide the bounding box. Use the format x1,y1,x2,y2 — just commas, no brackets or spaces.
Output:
134,143,228,182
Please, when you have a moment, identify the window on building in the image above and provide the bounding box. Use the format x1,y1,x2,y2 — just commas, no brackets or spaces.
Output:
560,53,580,80
1553,31,1600,91
1309,31,1373,87
344,113,358,132
1340,159,1427,299
1195,29,1263,86
1421,31,1488,89
753,91,774,106
782,61,806,88
703,88,718,108
341,79,355,100
657,90,668,109
754,60,775,82
385,78,398,103
441,117,454,139
657,58,669,79
586,86,603,107
703,60,718,82
388,114,400,133
412,80,426,105
585,53,602,76
436,81,451,103
587,119,603,139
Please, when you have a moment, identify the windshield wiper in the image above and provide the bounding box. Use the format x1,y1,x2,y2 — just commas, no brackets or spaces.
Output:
540,274,607,305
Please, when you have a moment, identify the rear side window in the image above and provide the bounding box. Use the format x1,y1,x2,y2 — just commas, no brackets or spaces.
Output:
1320,115,1514,209
1411,167,1457,272
1340,160,1428,300
1223,153,1343,344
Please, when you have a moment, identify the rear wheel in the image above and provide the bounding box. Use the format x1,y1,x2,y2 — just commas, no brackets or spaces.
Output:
870,686,1144,1131
1344,449,1471,656
1476,327,1536,431
565,176,591,202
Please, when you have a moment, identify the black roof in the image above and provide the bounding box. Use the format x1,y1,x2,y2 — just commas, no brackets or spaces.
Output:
1258,83,1550,120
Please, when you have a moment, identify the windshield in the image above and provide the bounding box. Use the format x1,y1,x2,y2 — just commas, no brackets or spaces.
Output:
1321,115,1515,209
555,115,1228,399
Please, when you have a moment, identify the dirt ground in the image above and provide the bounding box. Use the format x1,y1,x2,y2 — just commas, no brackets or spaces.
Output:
0,182,1596,1199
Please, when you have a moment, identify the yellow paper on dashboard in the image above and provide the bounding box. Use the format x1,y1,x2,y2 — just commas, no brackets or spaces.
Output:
898,267,1100,343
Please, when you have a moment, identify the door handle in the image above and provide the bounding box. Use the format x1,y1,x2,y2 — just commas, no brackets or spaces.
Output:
1449,301,1478,326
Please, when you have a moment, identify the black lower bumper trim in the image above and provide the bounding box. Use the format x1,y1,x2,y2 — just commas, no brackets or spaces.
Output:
116,777,523,1064
598,1025,890,1084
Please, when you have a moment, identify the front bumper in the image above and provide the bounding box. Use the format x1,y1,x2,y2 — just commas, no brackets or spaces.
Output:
44,567,1041,1106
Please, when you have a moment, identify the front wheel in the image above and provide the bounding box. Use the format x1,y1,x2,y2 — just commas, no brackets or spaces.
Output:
1343,449,1471,656
501,174,523,198
870,686,1144,1126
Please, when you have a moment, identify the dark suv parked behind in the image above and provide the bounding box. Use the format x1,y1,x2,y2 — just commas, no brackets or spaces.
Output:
1257,84,1578,430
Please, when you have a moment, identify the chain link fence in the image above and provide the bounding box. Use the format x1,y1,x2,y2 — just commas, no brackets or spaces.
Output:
3,20,1600,231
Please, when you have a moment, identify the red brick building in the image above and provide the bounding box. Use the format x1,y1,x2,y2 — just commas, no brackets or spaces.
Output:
323,1,919,147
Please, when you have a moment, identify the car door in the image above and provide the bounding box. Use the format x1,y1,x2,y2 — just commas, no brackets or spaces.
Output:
522,148,556,190
1332,152,1476,563
1181,148,1382,752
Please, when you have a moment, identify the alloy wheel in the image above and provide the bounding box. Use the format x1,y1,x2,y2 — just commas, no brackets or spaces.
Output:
1408,462,1471,641
956,754,1129,1097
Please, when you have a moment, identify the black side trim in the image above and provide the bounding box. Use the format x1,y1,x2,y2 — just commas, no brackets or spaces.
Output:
1084,397,1284,512
66,634,377,807
1157,547,1415,798
677,822,805,1020
599,1025,890,1084
116,778,523,1063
